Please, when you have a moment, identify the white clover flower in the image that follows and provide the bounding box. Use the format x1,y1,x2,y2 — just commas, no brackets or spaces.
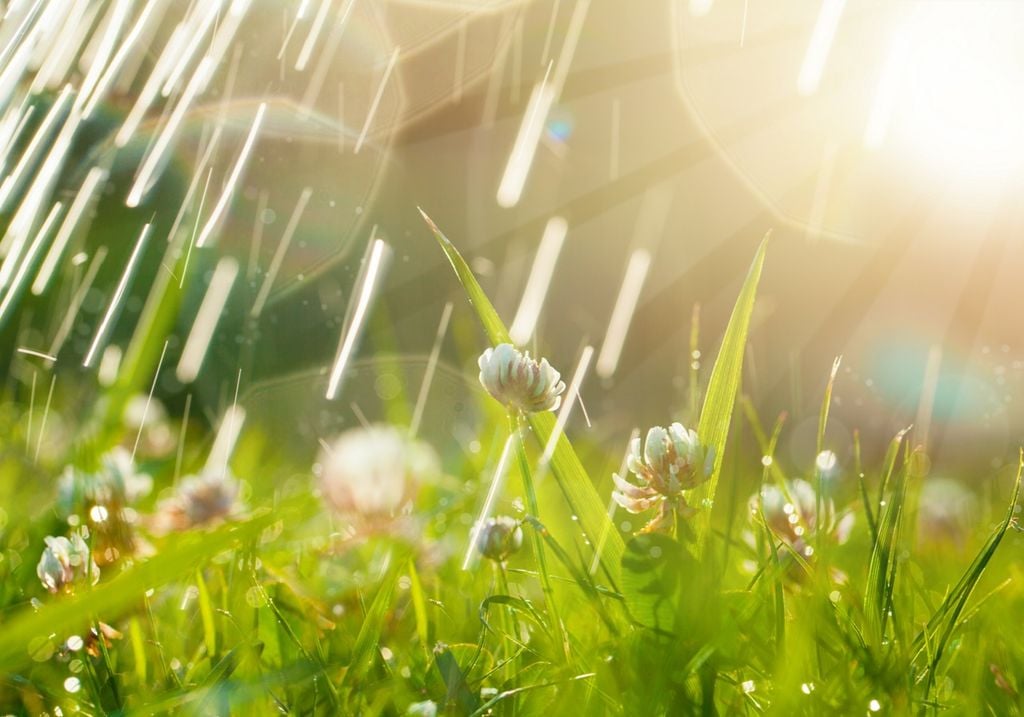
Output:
612,423,713,533
406,700,438,717
478,343,566,413
318,425,439,520
123,394,176,458
475,516,523,562
917,478,976,549
152,469,241,533
750,478,853,558
37,533,99,594
57,448,152,515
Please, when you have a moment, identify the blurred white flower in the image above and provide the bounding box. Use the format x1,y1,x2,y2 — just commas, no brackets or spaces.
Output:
37,532,99,594
318,425,439,520
749,478,854,559
123,394,176,458
612,423,713,533
917,478,976,549
406,700,438,717
478,343,565,413
152,469,241,533
475,516,523,562
57,447,152,514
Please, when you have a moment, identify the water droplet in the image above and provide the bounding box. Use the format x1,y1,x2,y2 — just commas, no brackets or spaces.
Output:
66,635,84,652
869,699,881,712
761,455,773,467
245,586,268,608
741,680,755,694
801,682,815,694
63,677,81,694
815,450,838,472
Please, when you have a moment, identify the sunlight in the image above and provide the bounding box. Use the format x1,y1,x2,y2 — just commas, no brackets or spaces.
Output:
879,2,1024,183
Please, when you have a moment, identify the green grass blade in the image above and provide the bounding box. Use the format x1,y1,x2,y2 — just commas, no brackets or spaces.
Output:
341,549,408,689
196,569,217,658
913,452,1023,690
693,234,769,549
0,506,289,670
421,209,624,582
863,430,911,644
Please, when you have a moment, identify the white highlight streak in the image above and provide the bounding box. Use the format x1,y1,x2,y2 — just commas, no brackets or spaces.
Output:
353,46,399,155
325,238,391,400
83,223,151,368
176,257,239,383
195,102,266,248
509,216,568,345
31,166,105,295
797,0,846,96
462,433,515,570
409,301,453,438
595,249,651,379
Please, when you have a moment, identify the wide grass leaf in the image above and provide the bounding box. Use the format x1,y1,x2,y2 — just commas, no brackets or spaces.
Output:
693,234,769,549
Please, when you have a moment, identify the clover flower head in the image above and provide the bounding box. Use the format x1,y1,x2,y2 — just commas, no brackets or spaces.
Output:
178,469,241,525
37,532,99,594
750,478,853,558
917,478,976,549
318,425,439,519
612,423,713,532
57,447,152,515
123,394,175,458
478,343,566,413
152,468,241,533
475,516,523,562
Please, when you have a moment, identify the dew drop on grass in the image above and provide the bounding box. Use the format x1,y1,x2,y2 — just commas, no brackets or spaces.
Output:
65,635,83,652
28,636,55,662
801,682,815,694
761,456,772,467
63,677,81,694
741,680,755,693
869,698,881,711
246,586,269,608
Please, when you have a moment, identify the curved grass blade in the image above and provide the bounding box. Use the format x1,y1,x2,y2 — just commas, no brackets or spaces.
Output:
0,505,293,670
421,208,624,582
693,234,769,550
913,452,1023,695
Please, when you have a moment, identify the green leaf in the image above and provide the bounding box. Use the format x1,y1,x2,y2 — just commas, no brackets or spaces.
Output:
693,234,769,549
620,533,692,633
434,644,481,715
422,209,623,583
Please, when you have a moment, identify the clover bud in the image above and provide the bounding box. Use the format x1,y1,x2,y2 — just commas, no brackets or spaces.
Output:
475,516,523,562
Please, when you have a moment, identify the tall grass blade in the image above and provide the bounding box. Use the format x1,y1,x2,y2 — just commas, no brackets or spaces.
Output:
421,209,623,582
693,234,769,550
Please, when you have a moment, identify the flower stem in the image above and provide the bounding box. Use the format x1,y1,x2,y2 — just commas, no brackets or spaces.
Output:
510,411,572,664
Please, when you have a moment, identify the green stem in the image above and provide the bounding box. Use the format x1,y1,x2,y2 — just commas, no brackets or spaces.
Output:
494,562,518,712
511,411,572,664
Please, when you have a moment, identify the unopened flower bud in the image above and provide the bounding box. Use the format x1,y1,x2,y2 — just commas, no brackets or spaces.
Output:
475,516,523,562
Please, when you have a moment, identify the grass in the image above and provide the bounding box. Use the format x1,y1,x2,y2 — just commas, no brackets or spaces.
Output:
0,219,1022,717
